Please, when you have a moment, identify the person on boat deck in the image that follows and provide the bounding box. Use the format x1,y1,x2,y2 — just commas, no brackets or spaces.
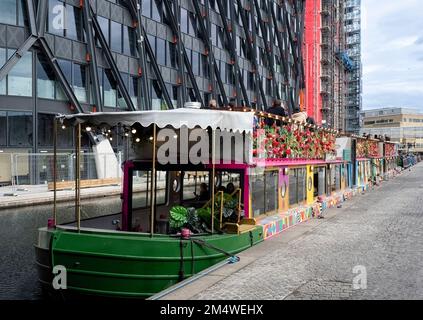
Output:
217,185,227,193
265,99,286,126
306,116,316,125
226,183,235,195
203,99,218,110
228,98,237,110
198,183,209,201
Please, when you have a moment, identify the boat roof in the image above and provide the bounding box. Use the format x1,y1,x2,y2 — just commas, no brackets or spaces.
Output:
58,109,255,134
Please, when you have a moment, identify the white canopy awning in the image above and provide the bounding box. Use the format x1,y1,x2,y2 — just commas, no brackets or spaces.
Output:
59,108,256,134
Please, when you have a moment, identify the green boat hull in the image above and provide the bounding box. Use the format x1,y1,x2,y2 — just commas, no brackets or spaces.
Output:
35,227,263,299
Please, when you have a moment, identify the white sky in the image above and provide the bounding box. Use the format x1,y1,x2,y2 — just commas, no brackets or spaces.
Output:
362,0,423,111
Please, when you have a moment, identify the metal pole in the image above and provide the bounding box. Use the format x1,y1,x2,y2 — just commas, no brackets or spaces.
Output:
211,130,216,234
53,118,57,226
150,124,157,237
75,123,81,231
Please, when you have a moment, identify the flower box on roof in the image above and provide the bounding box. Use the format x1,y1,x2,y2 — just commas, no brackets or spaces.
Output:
253,115,337,161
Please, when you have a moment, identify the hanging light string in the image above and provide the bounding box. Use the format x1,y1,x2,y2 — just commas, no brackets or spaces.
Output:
59,107,340,145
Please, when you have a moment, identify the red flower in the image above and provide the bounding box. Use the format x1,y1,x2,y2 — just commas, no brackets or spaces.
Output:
286,149,292,156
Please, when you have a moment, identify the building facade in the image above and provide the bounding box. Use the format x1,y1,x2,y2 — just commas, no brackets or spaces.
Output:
344,0,362,134
303,0,322,125
304,0,354,131
0,0,306,185
361,108,423,153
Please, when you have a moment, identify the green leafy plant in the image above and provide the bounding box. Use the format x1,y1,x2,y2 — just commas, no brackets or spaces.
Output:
169,206,188,229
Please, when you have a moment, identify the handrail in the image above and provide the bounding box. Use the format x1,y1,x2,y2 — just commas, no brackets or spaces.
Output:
217,191,224,230
203,188,243,229
232,188,242,224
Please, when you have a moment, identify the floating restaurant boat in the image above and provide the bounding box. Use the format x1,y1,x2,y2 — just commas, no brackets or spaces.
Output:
35,107,399,299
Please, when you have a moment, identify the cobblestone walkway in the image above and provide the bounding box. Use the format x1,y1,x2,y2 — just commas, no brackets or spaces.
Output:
192,164,423,300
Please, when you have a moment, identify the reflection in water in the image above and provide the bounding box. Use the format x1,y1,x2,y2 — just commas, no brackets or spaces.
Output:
0,196,122,300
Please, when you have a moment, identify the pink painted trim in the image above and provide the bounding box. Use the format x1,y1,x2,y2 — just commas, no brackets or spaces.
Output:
205,163,249,170
253,159,327,166
122,161,135,232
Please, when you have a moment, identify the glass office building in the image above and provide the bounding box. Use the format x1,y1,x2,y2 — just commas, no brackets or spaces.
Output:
0,0,305,184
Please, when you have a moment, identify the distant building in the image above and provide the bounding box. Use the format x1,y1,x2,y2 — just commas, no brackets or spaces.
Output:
360,108,423,153
344,0,362,134
304,0,359,132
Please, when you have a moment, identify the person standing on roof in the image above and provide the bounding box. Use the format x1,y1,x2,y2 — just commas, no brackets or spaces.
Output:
265,99,287,126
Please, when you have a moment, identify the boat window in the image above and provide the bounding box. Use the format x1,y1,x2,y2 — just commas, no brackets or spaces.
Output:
251,173,265,217
252,170,278,216
335,165,341,190
265,171,278,213
289,168,306,206
328,165,341,193
214,171,241,194
132,170,167,209
314,167,326,197
182,171,209,201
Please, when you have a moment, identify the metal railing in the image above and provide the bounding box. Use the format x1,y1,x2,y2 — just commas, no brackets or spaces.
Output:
3,152,122,191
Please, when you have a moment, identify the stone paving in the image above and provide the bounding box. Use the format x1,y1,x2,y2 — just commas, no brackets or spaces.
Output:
187,163,423,300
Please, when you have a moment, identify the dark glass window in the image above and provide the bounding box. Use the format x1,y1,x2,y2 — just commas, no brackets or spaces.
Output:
0,111,6,146
17,0,27,27
181,8,188,34
187,88,196,102
156,38,166,66
110,21,122,53
8,112,33,147
192,51,199,76
117,72,128,109
142,1,151,17
0,48,6,95
251,173,265,217
129,76,139,108
172,86,178,107
123,26,137,56
48,0,65,36
188,12,197,37
57,59,71,100
73,64,87,103
0,0,17,25
104,69,117,107
202,54,210,78
313,167,326,197
37,53,56,99
220,61,226,84
151,0,161,22
97,16,109,45
8,51,32,97
228,64,235,85
66,5,83,41
37,113,54,147
289,168,306,206
152,80,167,110
211,24,217,46
265,171,278,213
167,41,178,68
